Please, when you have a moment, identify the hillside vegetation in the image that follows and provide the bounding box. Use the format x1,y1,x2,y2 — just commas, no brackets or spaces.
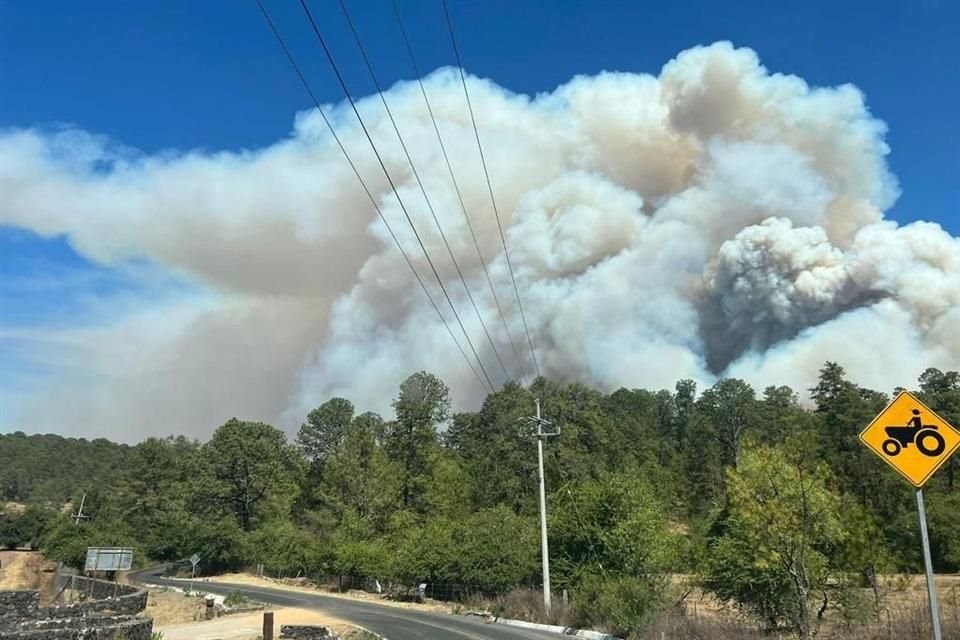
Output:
3,362,960,639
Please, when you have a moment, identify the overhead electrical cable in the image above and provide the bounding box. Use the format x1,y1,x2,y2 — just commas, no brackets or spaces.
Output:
254,0,491,394
441,0,542,379
338,0,512,384
300,0,496,389
390,0,528,382
296,0,496,392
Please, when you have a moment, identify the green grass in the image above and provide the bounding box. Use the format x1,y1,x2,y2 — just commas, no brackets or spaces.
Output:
223,591,251,607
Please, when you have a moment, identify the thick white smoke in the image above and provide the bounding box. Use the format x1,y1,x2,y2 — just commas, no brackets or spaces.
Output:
1,42,957,440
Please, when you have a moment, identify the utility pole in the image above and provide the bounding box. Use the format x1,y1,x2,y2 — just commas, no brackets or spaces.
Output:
60,493,88,601
72,493,88,526
527,398,559,614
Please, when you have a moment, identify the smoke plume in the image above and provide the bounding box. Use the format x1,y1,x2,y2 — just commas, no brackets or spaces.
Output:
2,42,957,440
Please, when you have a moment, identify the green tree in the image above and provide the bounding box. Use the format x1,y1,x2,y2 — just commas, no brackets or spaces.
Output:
697,378,758,469
0,432,133,503
454,506,539,593
810,363,911,560
386,372,449,512
3,504,56,549
673,379,698,448
43,514,138,569
184,516,250,573
193,419,302,531
918,367,960,490
551,472,680,634
317,414,401,532
298,398,355,468
837,498,891,618
756,385,813,444
552,472,679,589
704,438,845,639
116,437,196,561
535,381,619,485
424,453,471,519
332,535,390,585
449,381,535,512
249,520,321,577
389,512,458,586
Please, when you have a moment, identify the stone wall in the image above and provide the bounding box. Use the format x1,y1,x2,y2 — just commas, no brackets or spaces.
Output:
0,575,151,639
57,578,137,602
49,578,147,618
0,593,39,621
0,616,153,639
280,625,339,639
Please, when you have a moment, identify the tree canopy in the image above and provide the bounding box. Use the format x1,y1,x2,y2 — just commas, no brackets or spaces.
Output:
7,363,960,638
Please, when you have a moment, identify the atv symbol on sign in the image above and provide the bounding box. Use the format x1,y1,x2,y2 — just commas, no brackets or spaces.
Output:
882,409,947,458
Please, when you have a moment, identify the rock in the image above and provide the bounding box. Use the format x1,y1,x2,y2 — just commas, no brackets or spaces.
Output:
280,624,340,639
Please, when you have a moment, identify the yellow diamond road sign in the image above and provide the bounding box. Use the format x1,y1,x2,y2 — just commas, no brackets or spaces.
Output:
860,391,960,487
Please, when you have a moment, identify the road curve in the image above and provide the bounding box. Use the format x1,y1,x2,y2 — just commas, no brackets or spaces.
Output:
135,568,565,640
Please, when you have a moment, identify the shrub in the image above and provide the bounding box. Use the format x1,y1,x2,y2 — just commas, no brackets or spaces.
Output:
223,591,250,607
573,573,666,637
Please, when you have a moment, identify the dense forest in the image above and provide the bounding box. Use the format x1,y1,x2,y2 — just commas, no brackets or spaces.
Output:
2,362,960,638
0,433,135,503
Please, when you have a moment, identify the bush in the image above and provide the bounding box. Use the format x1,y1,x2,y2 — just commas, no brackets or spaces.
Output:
223,591,250,607
572,573,667,637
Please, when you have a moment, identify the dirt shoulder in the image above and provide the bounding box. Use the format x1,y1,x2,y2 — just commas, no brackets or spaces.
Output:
0,551,58,601
192,573,449,614
157,606,364,640
146,588,210,626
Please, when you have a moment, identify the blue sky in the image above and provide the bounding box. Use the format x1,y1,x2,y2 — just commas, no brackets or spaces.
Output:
2,1,957,229
1,0,959,434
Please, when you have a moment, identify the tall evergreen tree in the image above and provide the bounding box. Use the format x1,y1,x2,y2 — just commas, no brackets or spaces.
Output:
387,372,449,512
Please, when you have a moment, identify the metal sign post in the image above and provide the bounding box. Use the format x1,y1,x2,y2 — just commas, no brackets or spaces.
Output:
859,391,958,640
84,547,134,572
189,553,201,594
916,489,942,640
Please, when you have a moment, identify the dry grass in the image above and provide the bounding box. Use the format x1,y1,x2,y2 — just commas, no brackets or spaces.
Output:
196,573,450,613
634,580,960,640
156,606,361,640
459,587,575,627
453,577,960,639
145,588,209,626
1,502,27,515
0,551,58,602
1,502,71,514
633,605,960,640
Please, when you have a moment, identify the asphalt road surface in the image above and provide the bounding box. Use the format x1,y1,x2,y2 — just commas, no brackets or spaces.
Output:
136,569,566,640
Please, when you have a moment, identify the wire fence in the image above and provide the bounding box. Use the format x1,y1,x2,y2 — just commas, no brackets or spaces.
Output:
244,565,542,604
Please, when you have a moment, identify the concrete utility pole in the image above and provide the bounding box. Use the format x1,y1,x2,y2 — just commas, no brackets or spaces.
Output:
72,494,88,526
527,398,559,614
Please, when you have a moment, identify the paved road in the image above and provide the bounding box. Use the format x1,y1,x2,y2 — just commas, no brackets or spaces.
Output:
136,569,564,640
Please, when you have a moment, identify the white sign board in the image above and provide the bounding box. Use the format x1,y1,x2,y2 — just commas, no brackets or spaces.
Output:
84,547,134,572
189,553,201,567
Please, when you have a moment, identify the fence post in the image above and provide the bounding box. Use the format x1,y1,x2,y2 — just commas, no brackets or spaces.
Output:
262,611,274,640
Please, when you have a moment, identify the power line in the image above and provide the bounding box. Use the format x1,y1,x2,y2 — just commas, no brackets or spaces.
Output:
337,0,512,384
297,0,497,392
441,0,542,379
391,0,528,382
254,0,491,394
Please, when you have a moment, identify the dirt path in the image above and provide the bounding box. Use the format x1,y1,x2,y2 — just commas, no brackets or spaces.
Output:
157,607,359,640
